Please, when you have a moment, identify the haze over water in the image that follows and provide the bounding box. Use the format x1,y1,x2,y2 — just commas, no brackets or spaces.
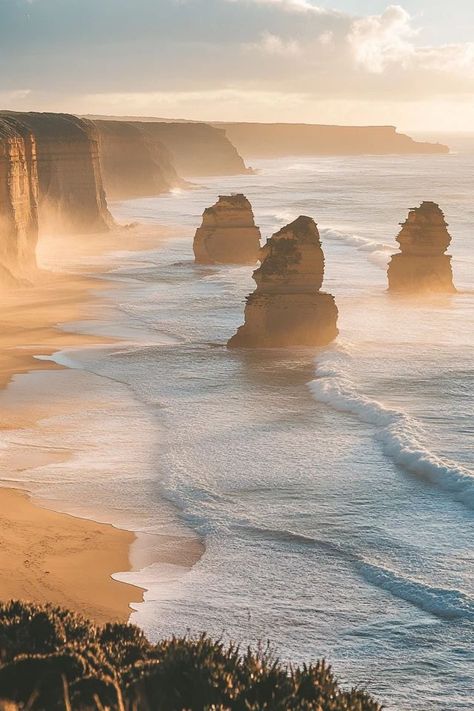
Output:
6,144,473,709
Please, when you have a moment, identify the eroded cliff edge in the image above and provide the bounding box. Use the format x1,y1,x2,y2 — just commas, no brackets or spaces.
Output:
93,120,183,199
228,216,338,347
2,112,113,235
91,119,250,185
0,116,39,283
212,123,449,158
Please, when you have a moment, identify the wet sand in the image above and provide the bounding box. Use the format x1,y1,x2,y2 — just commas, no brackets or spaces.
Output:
0,224,174,623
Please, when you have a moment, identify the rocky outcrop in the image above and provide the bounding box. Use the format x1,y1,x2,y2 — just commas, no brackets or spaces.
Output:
2,112,112,234
194,194,261,264
0,116,39,283
228,216,338,347
212,123,449,158
116,121,249,177
93,120,183,199
387,202,456,293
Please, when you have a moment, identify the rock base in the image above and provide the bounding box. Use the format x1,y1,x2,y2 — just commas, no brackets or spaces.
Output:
387,254,455,293
194,225,261,264
228,291,338,348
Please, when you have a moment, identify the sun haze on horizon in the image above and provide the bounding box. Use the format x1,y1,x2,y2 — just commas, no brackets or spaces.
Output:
1,1,474,133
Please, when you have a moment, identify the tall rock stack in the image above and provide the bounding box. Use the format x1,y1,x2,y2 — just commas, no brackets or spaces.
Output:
387,202,456,293
228,216,338,347
193,194,261,264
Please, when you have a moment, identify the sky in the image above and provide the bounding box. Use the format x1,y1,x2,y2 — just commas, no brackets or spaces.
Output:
1,0,474,131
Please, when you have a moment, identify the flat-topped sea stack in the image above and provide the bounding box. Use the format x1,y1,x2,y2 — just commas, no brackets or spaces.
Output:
228,216,338,348
387,202,455,293
194,194,261,264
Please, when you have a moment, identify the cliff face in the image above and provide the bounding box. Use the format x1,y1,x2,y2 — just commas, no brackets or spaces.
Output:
93,120,182,199
213,123,449,158
3,112,112,234
129,122,249,177
387,202,456,293
228,216,338,347
0,117,39,283
194,194,261,264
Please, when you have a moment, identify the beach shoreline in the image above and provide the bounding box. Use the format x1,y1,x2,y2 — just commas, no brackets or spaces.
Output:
0,222,193,624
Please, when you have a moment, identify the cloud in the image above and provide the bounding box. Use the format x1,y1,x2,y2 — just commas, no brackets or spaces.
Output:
348,5,416,73
247,31,301,56
1,1,474,129
227,0,324,13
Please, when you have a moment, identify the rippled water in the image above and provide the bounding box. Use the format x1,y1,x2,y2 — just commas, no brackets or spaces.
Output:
6,148,474,709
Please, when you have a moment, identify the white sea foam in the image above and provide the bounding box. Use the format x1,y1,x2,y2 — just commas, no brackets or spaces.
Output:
320,227,393,268
309,348,474,509
358,561,474,620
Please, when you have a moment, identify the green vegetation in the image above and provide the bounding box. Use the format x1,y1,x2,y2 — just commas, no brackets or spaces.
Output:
0,601,382,710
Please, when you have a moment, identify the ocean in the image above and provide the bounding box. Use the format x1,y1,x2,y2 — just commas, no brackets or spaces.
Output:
5,143,474,709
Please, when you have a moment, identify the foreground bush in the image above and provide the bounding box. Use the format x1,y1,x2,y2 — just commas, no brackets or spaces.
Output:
0,601,382,710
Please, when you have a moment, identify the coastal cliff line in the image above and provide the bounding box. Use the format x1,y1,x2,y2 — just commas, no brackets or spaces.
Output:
0,116,39,283
92,118,251,199
0,112,116,284
212,122,449,158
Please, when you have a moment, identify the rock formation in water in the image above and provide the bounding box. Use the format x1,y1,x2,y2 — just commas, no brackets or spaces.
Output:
94,120,183,199
194,194,261,264
2,112,113,234
228,216,338,347
0,116,39,283
212,122,449,159
387,202,456,293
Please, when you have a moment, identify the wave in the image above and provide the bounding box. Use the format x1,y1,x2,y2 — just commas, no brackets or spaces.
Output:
309,348,474,509
239,524,474,620
320,227,393,268
359,562,474,620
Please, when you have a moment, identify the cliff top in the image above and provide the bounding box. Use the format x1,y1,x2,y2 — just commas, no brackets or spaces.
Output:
1,111,97,141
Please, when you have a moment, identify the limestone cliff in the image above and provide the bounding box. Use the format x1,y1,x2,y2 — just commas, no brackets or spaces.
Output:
122,122,249,177
387,202,456,293
93,120,183,199
213,123,449,158
0,116,39,283
228,216,338,347
3,112,112,234
194,194,261,264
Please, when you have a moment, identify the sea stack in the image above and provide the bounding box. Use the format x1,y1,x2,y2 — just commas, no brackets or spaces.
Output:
387,202,455,293
228,216,338,348
193,194,261,264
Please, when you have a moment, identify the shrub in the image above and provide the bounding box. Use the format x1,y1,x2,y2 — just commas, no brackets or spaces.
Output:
0,601,382,711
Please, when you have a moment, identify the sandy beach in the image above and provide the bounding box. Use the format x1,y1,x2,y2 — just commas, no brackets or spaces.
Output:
0,224,174,623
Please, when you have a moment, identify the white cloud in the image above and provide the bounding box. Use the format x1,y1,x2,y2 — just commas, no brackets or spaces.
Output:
418,43,474,72
249,31,301,56
318,30,334,46
227,0,324,14
348,4,416,73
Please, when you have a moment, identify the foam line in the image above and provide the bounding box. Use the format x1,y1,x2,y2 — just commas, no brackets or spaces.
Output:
309,349,474,509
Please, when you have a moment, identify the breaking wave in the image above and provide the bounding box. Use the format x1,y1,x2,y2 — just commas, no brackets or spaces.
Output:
358,562,474,620
309,348,474,509
320,227,393,268
239,525,474,620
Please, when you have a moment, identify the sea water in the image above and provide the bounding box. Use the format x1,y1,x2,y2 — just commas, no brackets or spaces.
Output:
5,143,474,709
